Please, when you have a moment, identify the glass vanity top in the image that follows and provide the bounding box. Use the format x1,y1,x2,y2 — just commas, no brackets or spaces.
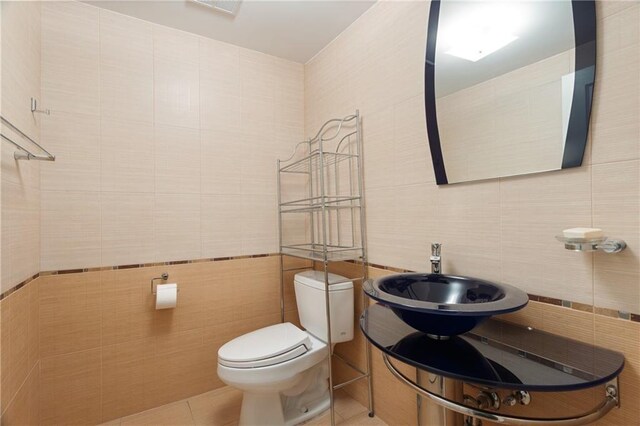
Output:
361,303,624,392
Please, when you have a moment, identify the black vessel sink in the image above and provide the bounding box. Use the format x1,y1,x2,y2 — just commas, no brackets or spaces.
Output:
363,273,528,337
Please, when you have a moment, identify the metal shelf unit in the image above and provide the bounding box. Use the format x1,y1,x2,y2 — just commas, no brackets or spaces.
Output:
277,111,373,425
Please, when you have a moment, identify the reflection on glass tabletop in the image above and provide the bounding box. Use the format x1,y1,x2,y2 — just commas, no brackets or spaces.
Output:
361,303,624,392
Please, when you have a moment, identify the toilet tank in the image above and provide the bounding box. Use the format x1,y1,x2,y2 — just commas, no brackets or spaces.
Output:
294,271,354,344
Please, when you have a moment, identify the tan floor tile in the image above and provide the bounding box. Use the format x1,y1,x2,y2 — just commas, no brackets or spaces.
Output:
104,385,376,426
333,389,368,421
188,386,242,426
338,412,388,425
120,401,194,426
303,410,344,426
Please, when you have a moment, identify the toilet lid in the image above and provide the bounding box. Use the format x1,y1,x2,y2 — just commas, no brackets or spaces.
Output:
218,323,311,368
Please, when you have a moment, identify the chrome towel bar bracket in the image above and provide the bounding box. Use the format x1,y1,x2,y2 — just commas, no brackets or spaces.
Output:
0,115,55,161
382,354,619,426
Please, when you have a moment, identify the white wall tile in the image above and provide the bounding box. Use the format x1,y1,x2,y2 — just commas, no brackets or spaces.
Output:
240,193,278,255
155,125,201,194
201,194,243,258
199,38,242,132
41,1,99,116
2,1,41,291
305,0,640,313
41,190,101,271
101,192,155,266
393,95,433,186
590,5,640,164
154,193,201,261
101,119,155,193
100,10,153,124
200,129,243,195
36,2,300,270
154,58,200,129
499,168,593,303
1,182,40,293
40,112,100,192
592,160,640,313
153,25,199,65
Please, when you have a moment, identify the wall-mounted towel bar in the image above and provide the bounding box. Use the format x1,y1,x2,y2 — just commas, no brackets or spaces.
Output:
0,115,55,161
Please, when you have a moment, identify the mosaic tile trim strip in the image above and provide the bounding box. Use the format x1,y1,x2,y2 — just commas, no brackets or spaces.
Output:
1,253,280,299
3,254,638,324
0,272,39,301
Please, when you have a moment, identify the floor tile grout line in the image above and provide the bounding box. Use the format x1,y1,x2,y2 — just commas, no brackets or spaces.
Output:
113,387,220,425
102,385,379,426
186,398,196,425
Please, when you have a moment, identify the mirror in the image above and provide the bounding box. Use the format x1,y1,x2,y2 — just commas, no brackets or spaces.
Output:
425,0,596,185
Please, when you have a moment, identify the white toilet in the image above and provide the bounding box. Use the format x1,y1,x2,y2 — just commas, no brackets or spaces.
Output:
217,270,354,426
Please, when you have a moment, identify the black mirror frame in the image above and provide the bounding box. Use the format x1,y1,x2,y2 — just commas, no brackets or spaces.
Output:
424,0,597,185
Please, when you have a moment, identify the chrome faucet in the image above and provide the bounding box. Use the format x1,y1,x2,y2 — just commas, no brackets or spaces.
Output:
430,243,442,274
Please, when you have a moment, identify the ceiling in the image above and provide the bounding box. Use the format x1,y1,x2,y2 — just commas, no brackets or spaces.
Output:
84,0,376,63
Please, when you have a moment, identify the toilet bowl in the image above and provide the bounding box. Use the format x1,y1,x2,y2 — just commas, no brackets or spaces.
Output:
218,323,330,425
217,271,354,426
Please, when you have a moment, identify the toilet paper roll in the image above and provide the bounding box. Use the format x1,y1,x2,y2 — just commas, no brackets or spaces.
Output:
155,283,177,309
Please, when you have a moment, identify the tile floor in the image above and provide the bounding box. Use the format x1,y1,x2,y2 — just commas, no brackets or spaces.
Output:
102,387,388,426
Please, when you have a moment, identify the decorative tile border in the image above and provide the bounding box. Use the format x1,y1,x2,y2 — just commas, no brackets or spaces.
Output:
1,253,280,300
0,272,39,301
3,254,639,325
361,261,640,323
349,259,415,274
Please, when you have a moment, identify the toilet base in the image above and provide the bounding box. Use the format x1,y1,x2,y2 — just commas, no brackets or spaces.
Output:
283,389,330,426
239,392,285,425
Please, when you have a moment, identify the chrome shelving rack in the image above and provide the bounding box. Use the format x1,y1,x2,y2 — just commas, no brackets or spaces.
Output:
277,110,373,425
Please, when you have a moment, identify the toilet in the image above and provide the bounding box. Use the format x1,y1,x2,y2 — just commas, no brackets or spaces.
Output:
217,270,354,426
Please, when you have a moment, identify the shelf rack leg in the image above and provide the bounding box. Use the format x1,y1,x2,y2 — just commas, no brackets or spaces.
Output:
277,159,285,323
355,110,374,418
317,141,337,426
324,261,336,426
362,292,374,417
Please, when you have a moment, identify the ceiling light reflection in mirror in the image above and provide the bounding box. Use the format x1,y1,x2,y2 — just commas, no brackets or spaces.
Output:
442,3,523,62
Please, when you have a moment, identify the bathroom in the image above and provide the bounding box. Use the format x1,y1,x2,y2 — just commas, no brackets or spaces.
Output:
0,0,638,425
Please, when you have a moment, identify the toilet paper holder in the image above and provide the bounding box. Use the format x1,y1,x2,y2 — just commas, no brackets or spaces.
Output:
151,273,178,294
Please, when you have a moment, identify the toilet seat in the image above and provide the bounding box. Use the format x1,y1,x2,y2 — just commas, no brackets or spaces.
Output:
218,323,311,368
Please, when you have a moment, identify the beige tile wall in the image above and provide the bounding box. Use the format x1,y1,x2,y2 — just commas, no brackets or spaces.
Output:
1,1,42,421
306,2,640,424
32,255,288,425
0,280,40,422
1,1,42,294
304,0,640,314
39,1,304,272
2,0,638,425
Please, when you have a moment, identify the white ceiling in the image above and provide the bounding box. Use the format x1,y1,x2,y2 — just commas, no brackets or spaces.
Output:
84,0,376,63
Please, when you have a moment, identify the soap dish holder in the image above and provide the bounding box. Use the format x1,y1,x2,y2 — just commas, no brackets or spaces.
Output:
555,236,627,254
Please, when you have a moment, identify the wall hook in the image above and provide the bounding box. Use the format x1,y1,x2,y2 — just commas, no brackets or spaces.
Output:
31,98,50,115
